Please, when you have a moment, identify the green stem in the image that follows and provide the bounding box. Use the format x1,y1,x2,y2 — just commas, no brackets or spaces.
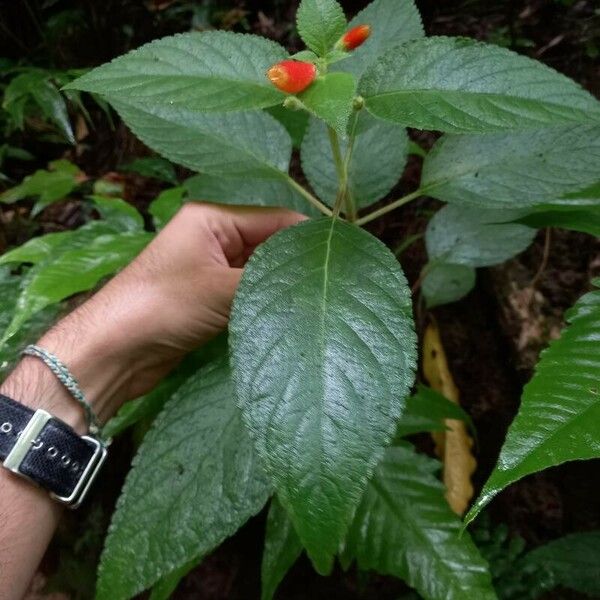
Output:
341,113,360,221
356,188,424,226
327,126,345,210
285,176,333,217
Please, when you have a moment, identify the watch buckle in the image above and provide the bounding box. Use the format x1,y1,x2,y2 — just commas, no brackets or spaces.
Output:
3,409,107,509
51,435,107,509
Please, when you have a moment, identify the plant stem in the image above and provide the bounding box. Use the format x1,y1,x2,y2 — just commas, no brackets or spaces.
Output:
341,113,360,221
327,126,346,217
285,176,333,217
356,188,424,226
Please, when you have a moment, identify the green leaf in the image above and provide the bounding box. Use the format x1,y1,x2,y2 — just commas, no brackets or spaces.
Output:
301,112,407,210
0,221,117,266
183,174,317,216
396,384,472,438
0,159,81,211
421,125,600,208
111,99,292,179
121,157,178,185
148,187,185,230
298,72,356,134
335,0,424,78
0,270,59,380
230,217,417,573
96,357,271,600
465,284,600,525
2,232,152,343
524,532,600,596
341,442,496,600
515,205,600,238
426,205,535,267
422,262,476,308
90,196,144,232
296,0,346,56
4,72,75,143
261,497,303,600
65,31,286,112
360,37,600,133
266,105,309,149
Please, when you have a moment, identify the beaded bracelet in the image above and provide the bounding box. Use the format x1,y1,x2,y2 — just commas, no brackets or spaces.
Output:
21,344,102,436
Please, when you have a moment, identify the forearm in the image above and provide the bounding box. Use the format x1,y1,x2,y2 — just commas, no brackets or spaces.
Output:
0,309,134,599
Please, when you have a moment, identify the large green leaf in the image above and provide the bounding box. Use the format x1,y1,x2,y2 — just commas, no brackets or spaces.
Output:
426,205,535,267
266,105,309,148
0,159,81,212
90,196,144,232
300,112,407,210
360,37,600,133
341,443,496,600
183,174,317,216
422,262,476,308
96,357,271,600
298,72,356,134
524,531,600,596
335,0,424,78
65,31,286,112
261,497,303,600
516,205,600,238
421,125,600,208
230,217,416,573
466,283,600,525
296,0,346,56
111,99,292,179
2,232,151,342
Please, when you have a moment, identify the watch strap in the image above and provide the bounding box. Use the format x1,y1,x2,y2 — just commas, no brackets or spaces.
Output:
0,394,107,508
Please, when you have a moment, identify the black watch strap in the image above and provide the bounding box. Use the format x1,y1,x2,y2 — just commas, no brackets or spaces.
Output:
0,394,107,508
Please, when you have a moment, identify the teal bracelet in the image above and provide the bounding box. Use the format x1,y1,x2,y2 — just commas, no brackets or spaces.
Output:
22,344,102,436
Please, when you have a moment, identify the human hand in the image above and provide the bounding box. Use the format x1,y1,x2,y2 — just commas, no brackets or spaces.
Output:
7,203,305,430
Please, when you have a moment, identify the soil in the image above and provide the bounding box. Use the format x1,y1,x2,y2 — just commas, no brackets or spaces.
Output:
2,0,600,598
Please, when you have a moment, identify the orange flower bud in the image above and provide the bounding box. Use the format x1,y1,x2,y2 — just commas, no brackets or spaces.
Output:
267,60,317,94
338,24,371,51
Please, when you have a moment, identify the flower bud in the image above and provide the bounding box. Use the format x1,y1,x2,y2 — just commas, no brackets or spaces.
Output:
338,24,371,51
267,60,317,94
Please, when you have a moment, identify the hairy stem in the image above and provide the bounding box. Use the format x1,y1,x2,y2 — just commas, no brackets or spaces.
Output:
327,126,346,217
341,113,360,221
356,188,424,226
285,176,333,217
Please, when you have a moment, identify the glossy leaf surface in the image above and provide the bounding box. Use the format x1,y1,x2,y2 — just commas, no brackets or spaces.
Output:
360,37,600,133
341,443,496,600
230,217,416,573
301,113,407,209
66,31,286,111
466,284,600,524
421,125,600,208
97,358,272,600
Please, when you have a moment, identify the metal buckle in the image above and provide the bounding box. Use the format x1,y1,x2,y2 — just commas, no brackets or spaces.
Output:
51,435,108,509
2,409,108,509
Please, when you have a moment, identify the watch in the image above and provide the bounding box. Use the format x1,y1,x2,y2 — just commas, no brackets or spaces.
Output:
0,394,107,508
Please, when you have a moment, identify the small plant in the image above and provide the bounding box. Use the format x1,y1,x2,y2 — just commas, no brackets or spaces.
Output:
2,0,600,598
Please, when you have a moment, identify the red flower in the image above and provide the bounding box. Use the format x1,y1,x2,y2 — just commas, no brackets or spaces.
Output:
267,60,317,94
339,24,371,51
